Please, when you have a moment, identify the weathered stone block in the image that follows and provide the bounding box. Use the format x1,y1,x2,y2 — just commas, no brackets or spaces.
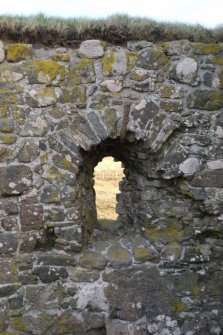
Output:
179,157,200,176
79,251,107,270
207,57,223,65
193,43,222,55
68,58,95,84
160,100,183,112
170,57,198,85
1,217,18,231
79,40,104,59
10,313,55,335
29,60,65,84
100,79,122,93
0,118,14,132
106,243,132,268
7,43,33,62
18,140,40,163
37,252,76,267
9,295,23,310
70,267,100,282
188,90,223,110
27,87,60,107
45,311,86,334
0,284,19,298
33,266,68,283
40,185,61,203
137,47,169,70
127,40,153,51
87,111,108,141
45,207,66,222
59,85,86,106
128,99,160,139
19,234,37,253
133,246,158,262
191,169,223,187
0,260,18,284
0,41,5,63
0,165,32,195
20,205,44,231
102,47,127,75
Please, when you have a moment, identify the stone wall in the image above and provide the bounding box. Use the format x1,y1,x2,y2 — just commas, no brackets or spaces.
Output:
0,39,222,334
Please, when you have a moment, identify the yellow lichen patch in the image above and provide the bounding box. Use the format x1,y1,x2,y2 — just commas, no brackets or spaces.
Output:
0,332,19,335
11,318,30,333
12,108,25,126
127,51,138,70
51,53,71,62
134,247,155,262
101,49,115,74
0,104,8,117
63,158,74,170
45,166,70,184
7,43,33,62
59,85,86,104
161,101,183,113
192,286,201,297
160,85,175,98
40,153,48,165
109,247,129,260
0,88,19,104
193,43,222,55
68,58,94,84
9,262,17,274
16,85,24,93
146,222,185,243
33,60,65,84
1,135,17,144
172,300,186,314
207,57,223,65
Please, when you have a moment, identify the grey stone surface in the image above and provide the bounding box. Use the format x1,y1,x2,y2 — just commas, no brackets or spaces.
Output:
170,57,199,85
78,40,104,58
0,40,222,335
0,165,32,195
79,251,107,270
0,41,5,63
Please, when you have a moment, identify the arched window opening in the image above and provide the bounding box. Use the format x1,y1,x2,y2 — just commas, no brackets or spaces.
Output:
94,156,124,230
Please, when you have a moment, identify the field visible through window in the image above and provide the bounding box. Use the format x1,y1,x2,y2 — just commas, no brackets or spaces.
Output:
94,157,124,228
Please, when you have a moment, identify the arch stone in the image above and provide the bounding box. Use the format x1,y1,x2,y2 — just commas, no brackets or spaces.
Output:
0,39,222,334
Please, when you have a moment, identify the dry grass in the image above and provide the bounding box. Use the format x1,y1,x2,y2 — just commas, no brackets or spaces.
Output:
0,13,222,45
94,157,123,222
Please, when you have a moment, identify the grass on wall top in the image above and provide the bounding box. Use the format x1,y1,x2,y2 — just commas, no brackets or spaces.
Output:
0,13,222,45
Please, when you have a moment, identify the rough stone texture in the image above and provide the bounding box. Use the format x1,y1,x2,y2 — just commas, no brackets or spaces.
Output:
0,39,222,334
100,79,122,92
78,40,104,59
170,57,199,85
0,41,5,63
106,243,132,268
0,165,32,195
79,251,107,270
20,204,44,231
7,43,33,62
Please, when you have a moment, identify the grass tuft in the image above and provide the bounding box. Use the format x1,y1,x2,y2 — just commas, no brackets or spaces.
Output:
0,13,222,45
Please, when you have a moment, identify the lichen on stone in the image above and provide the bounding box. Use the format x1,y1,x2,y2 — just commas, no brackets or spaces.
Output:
7,43,33,62
193,43,222,55
207,57,223,65
31,60,65,84
101,49,115,74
